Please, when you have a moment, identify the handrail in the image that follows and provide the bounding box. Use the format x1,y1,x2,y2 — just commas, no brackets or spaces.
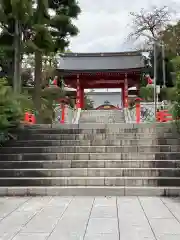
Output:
72,109,77,123
53,105,75,124
73,108,81,124
124,108,131,123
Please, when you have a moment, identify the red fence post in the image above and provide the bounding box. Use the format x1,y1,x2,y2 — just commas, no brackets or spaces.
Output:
156,110,161,122
135,98,142,124
60,104,65,124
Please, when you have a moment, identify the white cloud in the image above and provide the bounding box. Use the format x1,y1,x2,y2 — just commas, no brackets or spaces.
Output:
70,0,180,52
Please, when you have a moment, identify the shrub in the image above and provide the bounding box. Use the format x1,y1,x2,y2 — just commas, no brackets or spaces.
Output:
0,79,23,143
171,57,180,126
159,87,176,101
140,85,176,102
173,72,180,119
139,86,154,101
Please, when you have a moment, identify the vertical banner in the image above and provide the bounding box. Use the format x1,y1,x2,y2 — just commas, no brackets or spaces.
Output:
124,73,128,108
76,74,81,108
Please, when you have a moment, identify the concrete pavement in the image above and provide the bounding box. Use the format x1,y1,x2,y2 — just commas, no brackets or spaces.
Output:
0,197,180,239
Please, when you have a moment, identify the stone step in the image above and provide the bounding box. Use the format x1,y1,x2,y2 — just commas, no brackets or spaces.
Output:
16,127,131,135
80,120,125,124
17,122,177,129
0,160,179,169
15,131,178,140
79,119,125,124
0,186,179,196
0,168,179,177
5,139,180,147
5,140,91,147
80,110,125,122
15,132,168,140
13,124,177,134
0,176,179,186
0,152,178,161
17,134,79,140
1,145,179,154
14,128,86,135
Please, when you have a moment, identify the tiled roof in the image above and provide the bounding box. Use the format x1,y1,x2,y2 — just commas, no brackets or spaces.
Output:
57,51,144,71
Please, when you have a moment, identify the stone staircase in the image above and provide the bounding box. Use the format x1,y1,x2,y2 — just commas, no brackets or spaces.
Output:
0,123,180,196
79,110,125,123
0,124,180,196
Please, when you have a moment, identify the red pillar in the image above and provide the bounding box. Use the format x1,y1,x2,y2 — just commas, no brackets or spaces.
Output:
76,74,81,109
80,88,84,109
124,74,128,108
121,74,128,108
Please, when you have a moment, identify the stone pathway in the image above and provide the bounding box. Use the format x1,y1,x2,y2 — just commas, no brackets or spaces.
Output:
0,197,180,239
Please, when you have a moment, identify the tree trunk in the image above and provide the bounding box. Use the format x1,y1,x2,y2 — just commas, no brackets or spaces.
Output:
34,50,43,123
13,19,21,93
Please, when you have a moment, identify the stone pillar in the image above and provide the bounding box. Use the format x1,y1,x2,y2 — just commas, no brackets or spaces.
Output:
121,86,124,108
76,74,81,109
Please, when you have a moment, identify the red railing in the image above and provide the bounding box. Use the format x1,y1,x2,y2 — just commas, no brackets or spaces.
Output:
156,110,173,122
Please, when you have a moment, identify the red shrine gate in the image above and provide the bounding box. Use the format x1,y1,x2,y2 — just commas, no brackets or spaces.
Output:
57,51,144,109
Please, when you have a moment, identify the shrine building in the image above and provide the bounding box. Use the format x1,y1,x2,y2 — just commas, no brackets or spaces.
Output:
56,51,144,109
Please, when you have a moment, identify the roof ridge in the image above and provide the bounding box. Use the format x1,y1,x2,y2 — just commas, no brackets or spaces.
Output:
60,51,142,58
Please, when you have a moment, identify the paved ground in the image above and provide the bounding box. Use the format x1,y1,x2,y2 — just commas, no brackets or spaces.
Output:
0,197,180,239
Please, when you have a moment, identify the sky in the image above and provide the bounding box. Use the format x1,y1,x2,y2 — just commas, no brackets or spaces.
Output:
70,0,179,53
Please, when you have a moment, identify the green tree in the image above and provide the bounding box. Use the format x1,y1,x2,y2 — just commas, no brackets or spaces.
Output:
25,0,80,122
0,78,24,143
129,6,175,88
147,49,174,87
0,0,33,93
160,21,180,57
171,57,180,120
0,47,13,84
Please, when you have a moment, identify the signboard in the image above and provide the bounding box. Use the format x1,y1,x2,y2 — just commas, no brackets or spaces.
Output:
88,80,124,85
156,85,160,94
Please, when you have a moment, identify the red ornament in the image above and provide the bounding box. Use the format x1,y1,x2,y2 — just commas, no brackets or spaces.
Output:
148,78,153,84
145,74,153,84
53,79,57,85
52,76,58,86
